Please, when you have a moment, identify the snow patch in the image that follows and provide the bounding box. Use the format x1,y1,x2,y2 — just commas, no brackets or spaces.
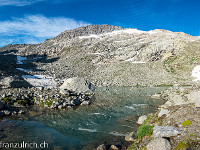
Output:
79,29,149,39
22,75,57,89
124,57,135,62
192,65,200,82
132,61,146,64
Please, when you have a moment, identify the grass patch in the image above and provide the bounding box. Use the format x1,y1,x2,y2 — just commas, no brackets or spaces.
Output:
182,120,192,127
137,124,154,138
175,141,188,150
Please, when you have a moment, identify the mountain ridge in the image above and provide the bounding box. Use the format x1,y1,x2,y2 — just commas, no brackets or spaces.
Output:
1,24,200,87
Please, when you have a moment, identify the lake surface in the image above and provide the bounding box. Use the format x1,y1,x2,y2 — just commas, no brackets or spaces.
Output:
0,87,167,150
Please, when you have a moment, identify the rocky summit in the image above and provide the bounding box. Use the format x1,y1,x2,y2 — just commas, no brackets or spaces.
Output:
1,24,200,87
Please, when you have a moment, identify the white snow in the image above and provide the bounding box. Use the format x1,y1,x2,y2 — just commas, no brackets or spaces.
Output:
124,57,135,62
132,61,146,64
17,56,27,64
78,28,163,39
122,29,146,34
79,29,149,39
22,75,57,89
192,65,200,82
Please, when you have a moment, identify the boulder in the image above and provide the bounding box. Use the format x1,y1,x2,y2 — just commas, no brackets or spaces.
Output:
137,115,147,125
110,145,119,150
168,93,187,106
0,76,14,88
4,110,11,116
147,138,171,150
60,77,95,94
153,126,181,138
81,101,91,105
158,108,170,118
97,144,106,150
125,132,135,142
186,91,200,107
70,98,81,105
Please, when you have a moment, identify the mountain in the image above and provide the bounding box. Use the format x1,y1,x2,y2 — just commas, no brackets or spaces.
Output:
1,24,200,86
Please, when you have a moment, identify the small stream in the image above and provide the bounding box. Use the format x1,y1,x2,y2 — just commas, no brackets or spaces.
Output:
0,87,167,150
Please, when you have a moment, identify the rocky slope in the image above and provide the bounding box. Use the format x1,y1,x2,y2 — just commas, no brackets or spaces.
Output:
1,24,200,87
127,85,200,150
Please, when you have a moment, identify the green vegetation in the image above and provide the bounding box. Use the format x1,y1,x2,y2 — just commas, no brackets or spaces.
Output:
163,55,177,74
137,124,154,138
182,120,192,127
175,141,188,150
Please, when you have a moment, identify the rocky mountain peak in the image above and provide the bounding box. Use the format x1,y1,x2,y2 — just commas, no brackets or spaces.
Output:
51,24,122,41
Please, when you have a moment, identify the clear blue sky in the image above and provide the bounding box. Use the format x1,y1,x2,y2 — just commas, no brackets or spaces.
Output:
0,0,200,47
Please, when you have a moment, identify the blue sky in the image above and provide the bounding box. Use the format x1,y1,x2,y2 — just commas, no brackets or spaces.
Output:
0,0,200,47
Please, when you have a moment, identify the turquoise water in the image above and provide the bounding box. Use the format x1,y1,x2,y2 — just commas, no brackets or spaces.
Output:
0,87,167,150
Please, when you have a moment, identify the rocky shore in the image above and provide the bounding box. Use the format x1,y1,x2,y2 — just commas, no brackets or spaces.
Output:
126,85,200,150
0,86,94,115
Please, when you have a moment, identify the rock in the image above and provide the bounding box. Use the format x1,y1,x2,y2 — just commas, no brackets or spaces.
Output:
110,145,119,150
70,98,81,105
59,89,70,96
60,77,95,94
158,108,170,118
161,101,172,108
147,138,171,150
18,110,25,114
137,115,147,125
186,91,200,107
97,144,106,150
125,132,135,142
168,93,187,106
81,101,91,105
0,76,14,88
58,105,63,109
4,110,11,116
153,126,181,138
0,102,4,110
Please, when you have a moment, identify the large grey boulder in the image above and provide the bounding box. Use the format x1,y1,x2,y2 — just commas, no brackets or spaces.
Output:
60,77,95,94
153,126,181,138
147,138,171,150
